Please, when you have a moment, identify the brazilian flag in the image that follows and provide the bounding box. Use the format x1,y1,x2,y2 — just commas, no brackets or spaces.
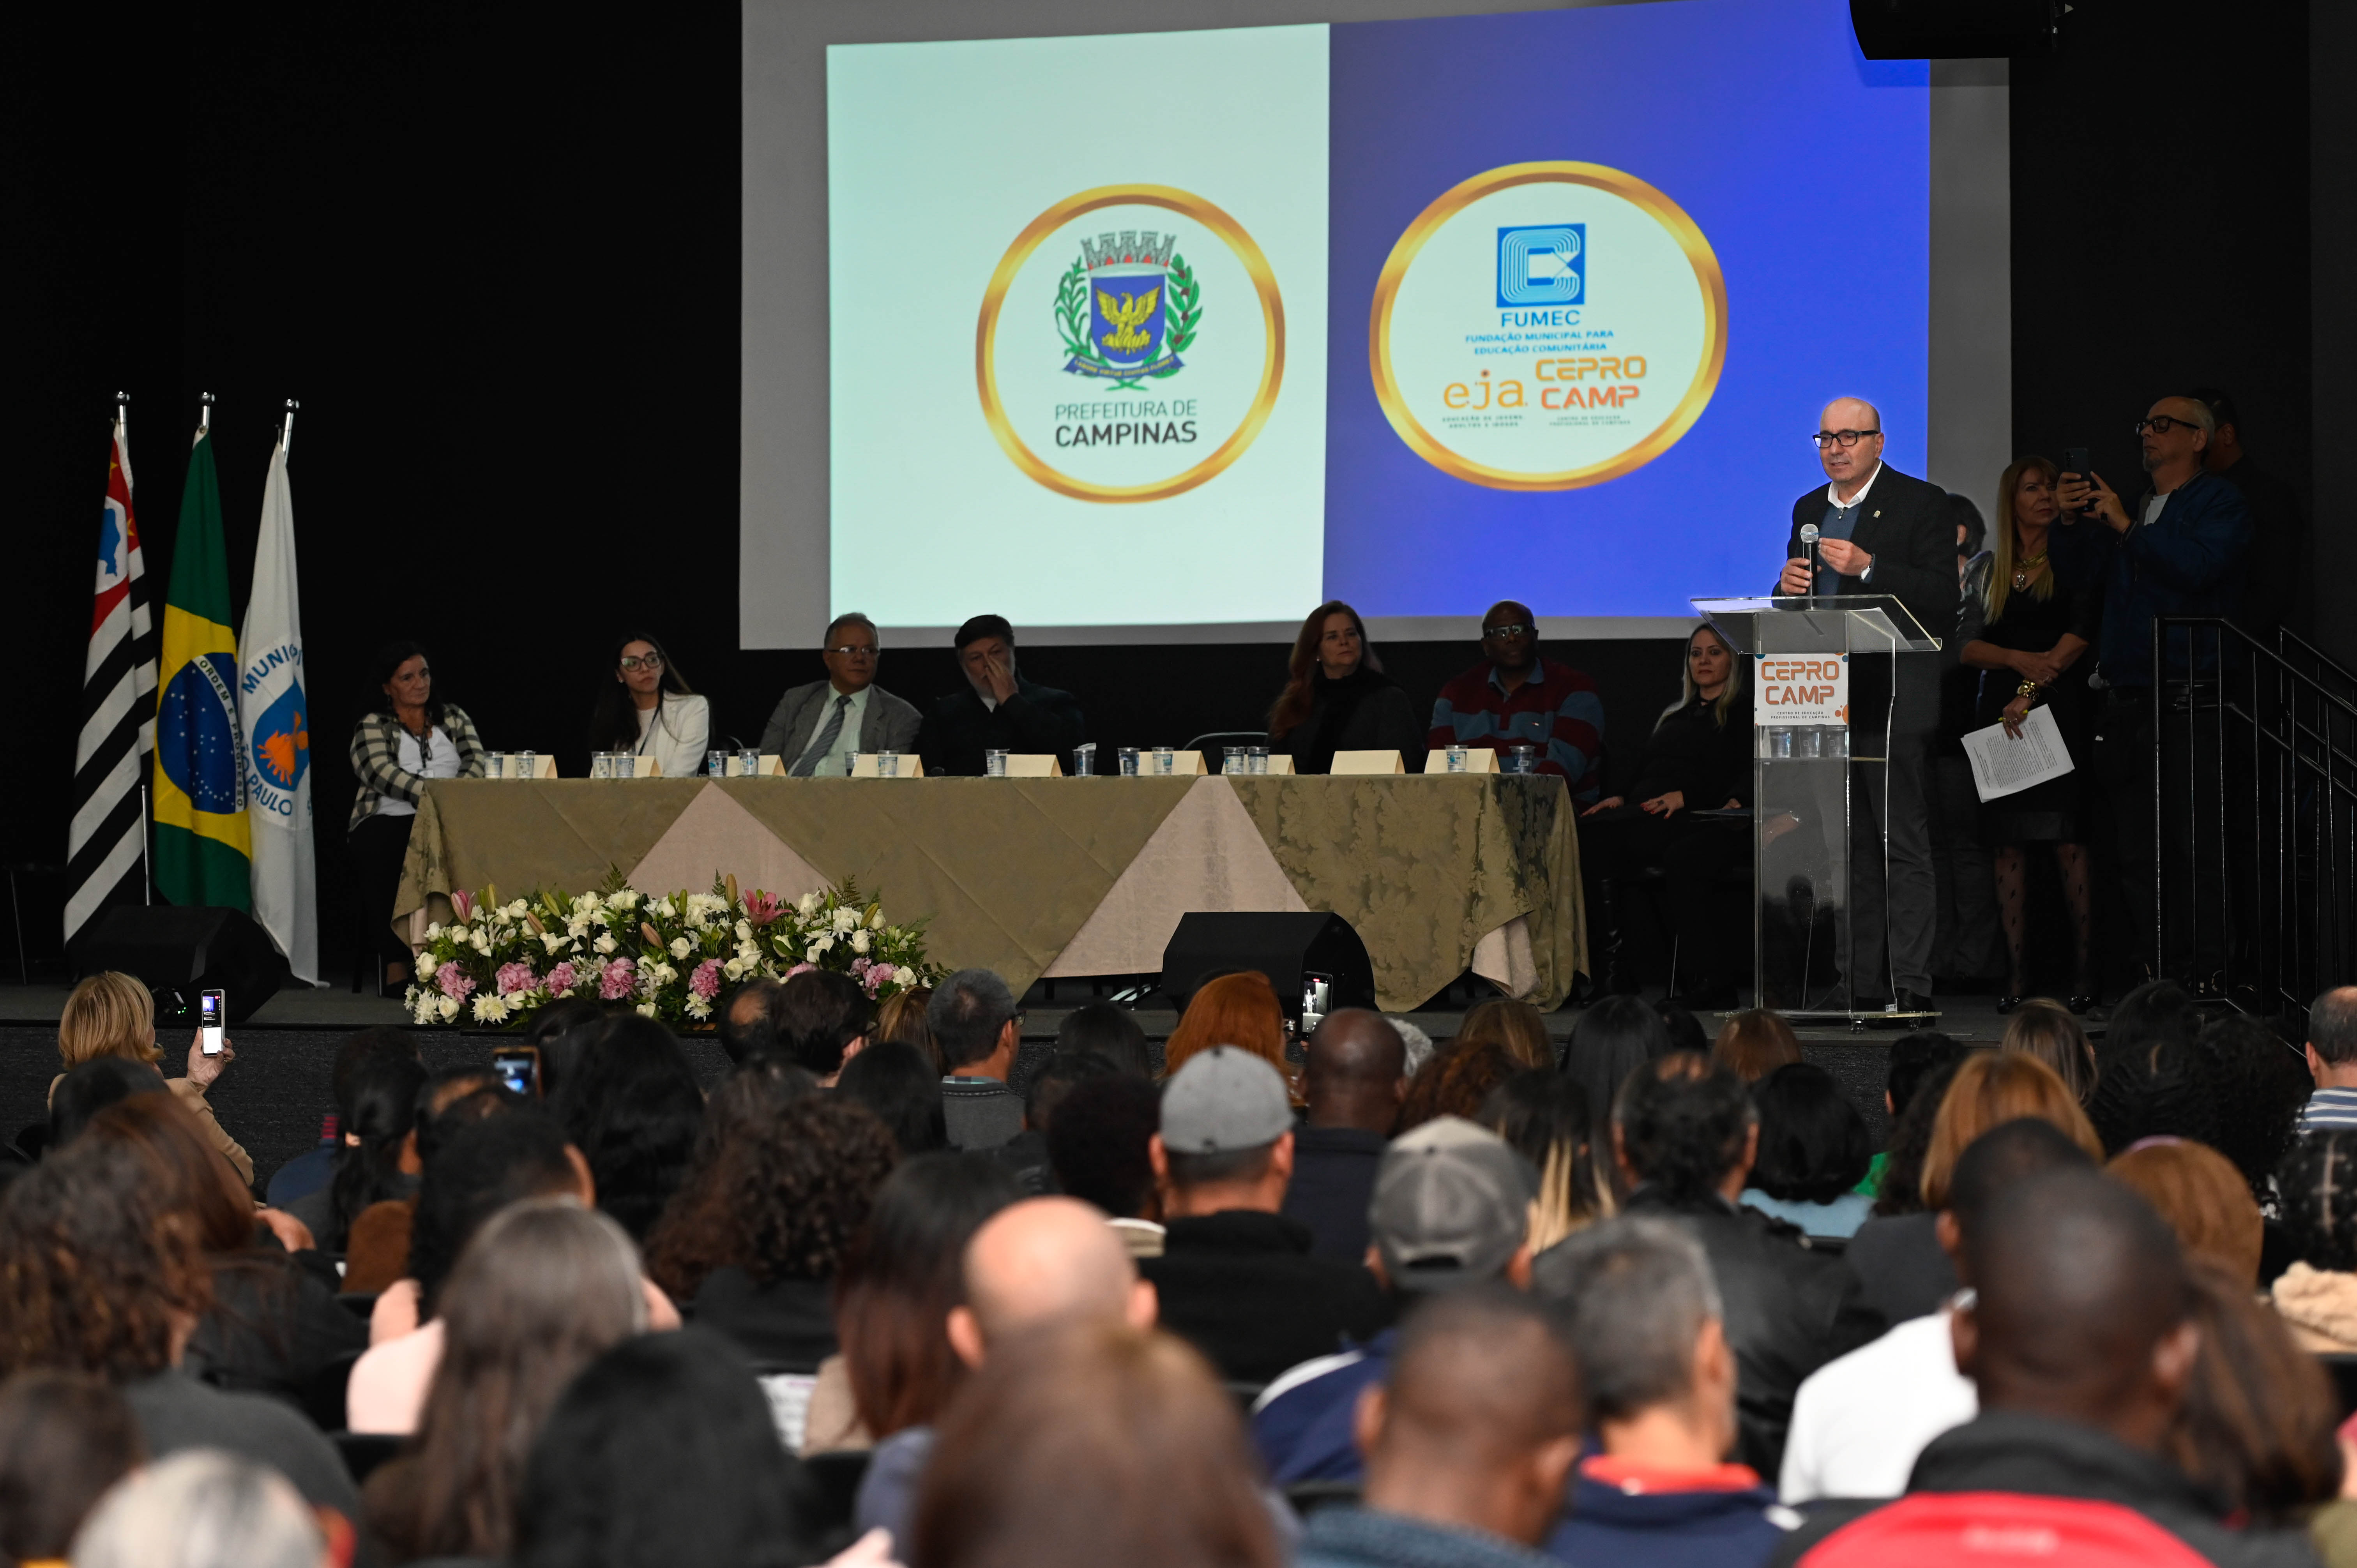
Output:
152,428,251,907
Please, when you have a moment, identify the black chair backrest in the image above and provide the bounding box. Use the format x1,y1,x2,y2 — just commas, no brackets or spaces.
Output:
800,1450,871,1538
305,1347,364,1431
333,1430,404,1486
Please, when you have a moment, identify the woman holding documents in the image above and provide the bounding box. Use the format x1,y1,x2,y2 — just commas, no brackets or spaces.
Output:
1961,456,2102,1015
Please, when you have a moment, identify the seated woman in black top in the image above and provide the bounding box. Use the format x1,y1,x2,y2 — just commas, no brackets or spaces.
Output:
1579,623,1753,1006
1266,601,1421,774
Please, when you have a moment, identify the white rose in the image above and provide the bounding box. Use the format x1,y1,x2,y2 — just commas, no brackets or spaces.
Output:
850,929,871,955
636,1002,657,1019
723,957,747,981
541,932,571,954
438,995,461,1022
669,937,692,960
651,896,675,920
595,933,618,954
869,908,887,930
577,892,601,911
423,922,444,941
470,931,492,953
894,966,917,987
735,919,753,941
614,890,641,911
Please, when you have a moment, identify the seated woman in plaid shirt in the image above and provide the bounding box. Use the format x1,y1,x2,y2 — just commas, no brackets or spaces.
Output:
348,641,486,990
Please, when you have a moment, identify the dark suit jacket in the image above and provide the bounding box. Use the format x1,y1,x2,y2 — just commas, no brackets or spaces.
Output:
757,680,922,763
1783,462,1959,733
917,676,1085,776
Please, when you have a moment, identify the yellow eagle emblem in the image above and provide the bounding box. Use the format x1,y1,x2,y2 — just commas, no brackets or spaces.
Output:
1095,286,1159,354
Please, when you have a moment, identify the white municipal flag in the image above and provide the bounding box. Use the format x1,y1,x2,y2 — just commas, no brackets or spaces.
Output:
240,436,318,982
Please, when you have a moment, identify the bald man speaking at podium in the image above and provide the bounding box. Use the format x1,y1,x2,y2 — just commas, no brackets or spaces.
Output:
1776,397,1956,1018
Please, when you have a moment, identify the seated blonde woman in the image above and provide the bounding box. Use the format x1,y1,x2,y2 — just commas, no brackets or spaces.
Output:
53,972,251,1184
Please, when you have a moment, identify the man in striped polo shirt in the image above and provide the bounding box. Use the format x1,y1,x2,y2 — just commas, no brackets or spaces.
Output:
1426,602,1605,803
2297,987,2357,1133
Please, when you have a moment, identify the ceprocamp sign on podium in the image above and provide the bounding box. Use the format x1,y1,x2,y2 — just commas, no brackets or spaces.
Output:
1693,595,1940,1027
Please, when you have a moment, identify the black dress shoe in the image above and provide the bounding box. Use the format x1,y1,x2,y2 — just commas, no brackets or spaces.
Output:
1995,994,2022,1015
2067,993,2101,1016
1897,989,1941,1017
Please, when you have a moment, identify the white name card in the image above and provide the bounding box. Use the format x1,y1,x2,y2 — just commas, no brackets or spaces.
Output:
1754,653,1850,726
1331,750,1406,775
1003,754,1063,777
1422,747,1499,775
1263,754,1295,775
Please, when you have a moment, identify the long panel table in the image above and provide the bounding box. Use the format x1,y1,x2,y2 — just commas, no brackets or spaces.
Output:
393,773,1587,1013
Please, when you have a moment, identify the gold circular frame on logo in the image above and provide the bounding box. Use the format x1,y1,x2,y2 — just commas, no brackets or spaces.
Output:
1368,161,1728,493
975,185,1285,504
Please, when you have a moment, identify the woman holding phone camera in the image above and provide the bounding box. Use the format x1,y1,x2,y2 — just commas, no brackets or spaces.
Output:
50,970,253,1185
1960,456,2102,1015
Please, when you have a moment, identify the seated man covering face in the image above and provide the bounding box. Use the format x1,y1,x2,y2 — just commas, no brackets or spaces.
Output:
915,614,1085,777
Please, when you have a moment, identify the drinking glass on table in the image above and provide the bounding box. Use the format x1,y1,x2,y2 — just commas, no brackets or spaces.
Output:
1445,745,1468,773
517,750,536,779
1247,745,1269,775
1072,743,1096,777
707,749,726,778
1505,745,1536,775
984,749,1009,778
1118,747,1140,778
1152,747,1176,777
737,747,759,777
877,750,900,778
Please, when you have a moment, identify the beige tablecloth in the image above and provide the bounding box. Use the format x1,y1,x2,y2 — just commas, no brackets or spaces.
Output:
394,774,1585,1011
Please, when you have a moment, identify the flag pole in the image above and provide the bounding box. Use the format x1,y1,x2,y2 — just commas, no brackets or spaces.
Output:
198,391,214,435
281,397,297,460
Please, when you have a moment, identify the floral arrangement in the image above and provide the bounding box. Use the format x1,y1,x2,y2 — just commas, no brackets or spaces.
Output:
405,872,946,1030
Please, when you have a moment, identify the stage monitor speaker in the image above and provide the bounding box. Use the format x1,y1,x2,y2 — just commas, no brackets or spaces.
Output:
1850,0,2055,58
69,906,290,1024
1159,912,1375,1032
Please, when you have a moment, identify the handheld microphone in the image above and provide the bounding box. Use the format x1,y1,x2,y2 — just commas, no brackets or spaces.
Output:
1798,523,1821,592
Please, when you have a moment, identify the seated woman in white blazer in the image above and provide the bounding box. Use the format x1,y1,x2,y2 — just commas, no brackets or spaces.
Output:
590,630,710,778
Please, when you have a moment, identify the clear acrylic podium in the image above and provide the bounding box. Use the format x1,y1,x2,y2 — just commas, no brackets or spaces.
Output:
1693,595,1942,1028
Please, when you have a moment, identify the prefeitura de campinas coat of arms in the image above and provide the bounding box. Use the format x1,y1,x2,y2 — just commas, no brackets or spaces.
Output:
1057,229,1203,391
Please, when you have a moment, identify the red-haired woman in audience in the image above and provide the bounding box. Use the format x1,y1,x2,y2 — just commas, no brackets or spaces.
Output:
1162,971,1295,1098
1267,601,1421,775
2108,1138,2263,1284
1712,1008,1802,1083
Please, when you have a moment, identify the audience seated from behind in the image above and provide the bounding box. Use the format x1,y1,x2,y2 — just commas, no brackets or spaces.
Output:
80,1096,366,1409
1780,1118,2092,1504
1141,1048,1390,1385
1425,600,1606,797
836,1039,949,1158
265,1025,420,1210
2296,986,2357,1134
1713,1009,1802,1084
1740,1063,1877,1240
2085,980,2220,1155
1479,1070,1596,1251
50,970,251,1184
915,614,1087,777
1164,969,1298,1093
929,969,1027,1151
1613,1053,1883,1477
912,1319,1285,1568
73,1449,331,1568
1562,994,1675,1212
1865,1029,1970,1208
2108,1139,2263,1285
46,1055,169,1150
1769,1167,2318,1568
1046,1072,1167,1260
552,1013,707,1240
715,977,782,1067
773,968,873,1087
1056,998,1153,1078
808,1151,1022,1458
2193,1014,2312,1218
340,1062,502,1296
1294,1287,1582,1568
1267,601,1423,776
989,1051,1115,1191
0,1120,358,1518
513,1328,822,1568
283,1046,426,1255
2169,1258,2340,1532
856,1196,1159,1553
1254,1116,1535,1485
645,1087,895,1372
1281,1009,1408,1263
1396,1037,1521,1134
1846,1050,2101,1328
0,1370,144,1567
1537,1217,1793,1568
362,1199,651,1565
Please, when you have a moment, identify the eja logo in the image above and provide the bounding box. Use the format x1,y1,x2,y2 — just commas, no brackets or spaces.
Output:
1496,224,1584,308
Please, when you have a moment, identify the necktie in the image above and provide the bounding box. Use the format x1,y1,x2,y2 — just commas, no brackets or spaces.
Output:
792,695,853,777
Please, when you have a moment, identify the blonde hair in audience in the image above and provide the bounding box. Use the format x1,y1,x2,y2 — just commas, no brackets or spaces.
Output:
876,986,940,1074
1454,998,1554,1072
2000,999,2098,1104
58,972,159,1070
1919,1050,2102,1208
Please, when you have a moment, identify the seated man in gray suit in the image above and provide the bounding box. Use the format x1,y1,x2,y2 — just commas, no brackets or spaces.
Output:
757,612,923,776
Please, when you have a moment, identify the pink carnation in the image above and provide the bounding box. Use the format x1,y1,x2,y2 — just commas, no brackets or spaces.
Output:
546,961,580,995
434,962,475,1002
690,959,723,1000
599,957,637,1001
495,962,541,997
860,965,888,997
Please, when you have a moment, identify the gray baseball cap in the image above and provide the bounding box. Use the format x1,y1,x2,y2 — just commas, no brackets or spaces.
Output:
1161,1046,1293,1155
1370,1116,1536,1291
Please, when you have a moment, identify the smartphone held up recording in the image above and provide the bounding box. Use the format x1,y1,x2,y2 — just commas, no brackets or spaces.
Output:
492,1044,541,1098
199,990,226,1056
2063,447,2095,514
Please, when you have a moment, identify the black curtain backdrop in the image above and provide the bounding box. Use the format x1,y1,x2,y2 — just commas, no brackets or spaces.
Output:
5,0,2324,981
